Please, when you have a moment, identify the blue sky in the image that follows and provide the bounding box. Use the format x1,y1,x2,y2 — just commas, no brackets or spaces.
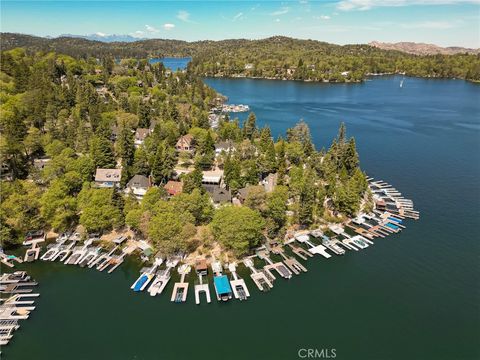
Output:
1,1,479,47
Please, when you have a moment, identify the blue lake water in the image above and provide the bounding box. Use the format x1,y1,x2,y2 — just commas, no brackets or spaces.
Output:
149,57,191,70
4,76,480,360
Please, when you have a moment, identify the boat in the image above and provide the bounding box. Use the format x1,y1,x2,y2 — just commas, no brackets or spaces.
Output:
131,273,153,292
147,269,171,296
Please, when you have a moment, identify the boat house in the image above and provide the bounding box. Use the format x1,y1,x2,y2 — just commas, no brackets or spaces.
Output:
213,275,232,301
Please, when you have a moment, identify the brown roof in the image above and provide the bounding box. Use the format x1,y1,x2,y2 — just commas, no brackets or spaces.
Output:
164,180,183,196
195,259,208,271
95,168,122,182
176,134,194,148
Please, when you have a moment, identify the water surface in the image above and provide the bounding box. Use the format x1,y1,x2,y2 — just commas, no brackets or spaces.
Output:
4,76,480,360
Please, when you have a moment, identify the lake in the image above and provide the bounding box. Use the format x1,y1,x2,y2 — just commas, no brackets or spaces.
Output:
149,57,191,70
4,76,480,360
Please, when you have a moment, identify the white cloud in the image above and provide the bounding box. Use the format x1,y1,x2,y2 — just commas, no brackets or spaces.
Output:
270,7,290,16
233,12,244,21
130,30,145,38
316,15,331,20
145,25,160,33
163,23,175,30
337,0,480,11
275,18,281,22
95,32,107,37
177,10,193,23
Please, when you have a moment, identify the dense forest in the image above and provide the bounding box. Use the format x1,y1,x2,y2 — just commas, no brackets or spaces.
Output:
0,48,370,258
2,33,480,82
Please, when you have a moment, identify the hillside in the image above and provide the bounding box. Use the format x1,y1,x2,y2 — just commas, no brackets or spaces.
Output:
1,33,479,81
369,41,480,55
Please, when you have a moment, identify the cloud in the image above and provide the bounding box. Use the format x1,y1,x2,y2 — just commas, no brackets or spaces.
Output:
145,25,160,33
315,15,331,20
232,12,244,21
95,32,107,37
177,10,193,23
337,0,480,11
275,18,281,22
270,7,290,16
130,30,145,38
163,23,175,30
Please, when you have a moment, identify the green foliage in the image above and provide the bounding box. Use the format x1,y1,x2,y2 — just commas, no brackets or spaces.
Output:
210,206,265,256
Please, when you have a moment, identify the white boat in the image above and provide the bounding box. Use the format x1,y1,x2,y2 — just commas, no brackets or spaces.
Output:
147,269,171,296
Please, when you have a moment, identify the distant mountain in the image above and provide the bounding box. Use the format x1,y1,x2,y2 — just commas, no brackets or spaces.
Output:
58,33,144,43
369,41,480,55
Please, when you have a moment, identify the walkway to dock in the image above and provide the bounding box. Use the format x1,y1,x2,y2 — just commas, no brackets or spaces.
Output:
171,265,191,303
194,274,211,304
243,258,273,291
228,263,250,300
271,247,307,275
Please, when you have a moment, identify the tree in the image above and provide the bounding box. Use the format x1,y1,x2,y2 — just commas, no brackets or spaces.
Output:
243,112,257,140
223,154,242,191
89,135,115,169
137,101,151,128
151,143,176,184
182,166,203,194
210,206,265,256
40,178,77,231
133,146,150,176
266,185,289,234
117,126,135,167
244,185,267,213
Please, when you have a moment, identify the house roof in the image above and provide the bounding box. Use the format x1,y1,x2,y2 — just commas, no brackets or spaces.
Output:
237,187,251,201
164,180,183,196
215,140,234,151
95,168,122,182
127,175,150,189
202,170,223,184
176,134,194,148
214,275,232,295
135,128,150,141
195,259,208,271
212,187,231,203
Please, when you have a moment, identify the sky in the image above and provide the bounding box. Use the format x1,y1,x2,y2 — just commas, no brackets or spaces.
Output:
1,1,479,47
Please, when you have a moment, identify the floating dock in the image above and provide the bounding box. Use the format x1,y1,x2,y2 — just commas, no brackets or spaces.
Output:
228,263,250,300
295,235,331,258
171,264,191,303
243,258,273,291
271,247,307,275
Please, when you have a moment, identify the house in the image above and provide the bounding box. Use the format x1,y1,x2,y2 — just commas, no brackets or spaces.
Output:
202,170,224,193
33,158,51,170
214,140,234,156
244,63,254,70
175,134,194,152
95,168,122,188
211,187,232,204
164,180,183,196
262,173,278,193
125,174,150,199
195,258,208,276
237,187,251,203
134,128,150,148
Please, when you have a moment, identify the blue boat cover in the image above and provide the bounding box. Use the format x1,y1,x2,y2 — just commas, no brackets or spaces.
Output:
386,223,399,230
214,275,231,295
388,217,402,223
134,275,148,292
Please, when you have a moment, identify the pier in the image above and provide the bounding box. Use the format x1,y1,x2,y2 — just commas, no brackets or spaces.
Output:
228,263,250,300
271,247,307,275
287,244,313,260
295,234,331,258
243,258,273,291
194,258,211,304
171,264,191,303
0,272,39,346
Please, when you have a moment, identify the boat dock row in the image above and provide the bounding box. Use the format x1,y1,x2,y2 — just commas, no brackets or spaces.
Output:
0,271,39,346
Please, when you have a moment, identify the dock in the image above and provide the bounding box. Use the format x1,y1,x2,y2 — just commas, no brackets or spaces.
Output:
171,264,191,303
0,272,39,346
271,247,307,275
243,258,273,291
194,275,211,304
287,244,313,260
228,263,250,300
295,235,331,258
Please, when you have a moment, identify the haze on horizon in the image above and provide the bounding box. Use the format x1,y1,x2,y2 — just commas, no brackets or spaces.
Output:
1,0,480,48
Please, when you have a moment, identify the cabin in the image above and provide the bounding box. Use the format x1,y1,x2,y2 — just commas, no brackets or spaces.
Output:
164,180,183,196
211,187,232,205
95,168,122,188
125,174,150,199
175,134,194,152
201,170,224,193
195,259,208,276
134,128,151,148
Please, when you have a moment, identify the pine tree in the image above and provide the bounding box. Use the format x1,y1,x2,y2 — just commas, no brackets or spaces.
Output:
243,112,257,140
117,126,135,167
89,135,115,169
